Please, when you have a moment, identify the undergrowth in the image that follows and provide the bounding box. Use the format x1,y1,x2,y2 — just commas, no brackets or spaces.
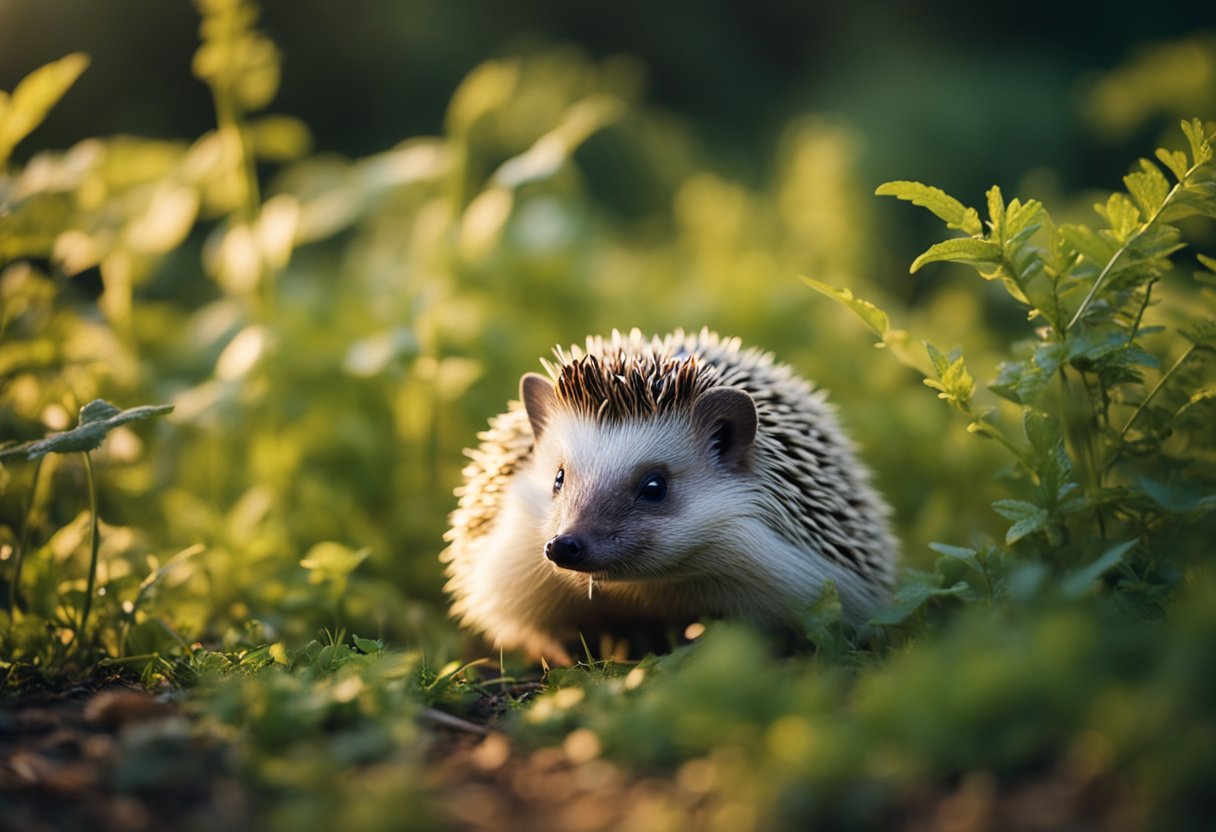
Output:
1,1,1213,829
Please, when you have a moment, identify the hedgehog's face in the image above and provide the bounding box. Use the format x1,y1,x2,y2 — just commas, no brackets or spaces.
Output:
520,373,758,581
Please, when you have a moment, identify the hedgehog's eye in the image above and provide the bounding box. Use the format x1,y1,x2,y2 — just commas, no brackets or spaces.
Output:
553,467,565,495
636,472,667,503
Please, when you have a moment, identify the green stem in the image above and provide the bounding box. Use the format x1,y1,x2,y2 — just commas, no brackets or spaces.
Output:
1118,343,1198,442
209,49,261,225
1127,279,1156,345
78,452,100,643
1066,167,1197,332
6,457,44,615
209,64,270,318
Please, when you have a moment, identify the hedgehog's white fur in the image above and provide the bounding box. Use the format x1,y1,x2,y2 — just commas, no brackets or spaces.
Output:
441,328,897,659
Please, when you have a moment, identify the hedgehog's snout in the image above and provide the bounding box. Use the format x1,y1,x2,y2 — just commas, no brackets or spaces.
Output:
545,533,587,569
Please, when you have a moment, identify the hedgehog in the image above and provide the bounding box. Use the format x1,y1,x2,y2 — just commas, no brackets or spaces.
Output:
441,328,897,661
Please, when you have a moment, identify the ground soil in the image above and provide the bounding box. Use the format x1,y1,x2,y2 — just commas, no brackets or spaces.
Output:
1,681,1132,831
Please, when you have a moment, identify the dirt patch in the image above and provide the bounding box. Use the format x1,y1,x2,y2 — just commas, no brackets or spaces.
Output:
1,681,243,832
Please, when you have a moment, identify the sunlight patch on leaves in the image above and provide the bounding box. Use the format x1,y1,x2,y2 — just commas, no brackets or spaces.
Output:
909,238,1003,273
0,52,89,167
802,276,889,338
874,180,982,235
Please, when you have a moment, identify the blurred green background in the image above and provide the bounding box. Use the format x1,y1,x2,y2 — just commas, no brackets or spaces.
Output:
1,0,1214,651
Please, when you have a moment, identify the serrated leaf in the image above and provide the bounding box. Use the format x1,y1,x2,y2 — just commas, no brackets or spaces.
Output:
1108,346,1161,371
928,542,981,572
1060,539,1139,599
990,358,1055,405
875,180,983,234
910,238,1003,273
1155,147,1190,182
1059,224,1118,270
1065,331,1125,365
1005,510,1049,544
1095,192,1142,242
1180,117,1213,167
1183,321,1216,350
1170,181,1216,220
1002,196,1046,243
803,277,890,338
869,575,968,626
986,185,1005,237
991,498,1044,521
26,399,174,459
941,354,975,402
1124,159,1170,217
922,342,975,406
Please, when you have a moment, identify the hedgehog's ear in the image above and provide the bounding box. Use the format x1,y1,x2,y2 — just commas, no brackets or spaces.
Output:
521,373,557,441
693,387,757,472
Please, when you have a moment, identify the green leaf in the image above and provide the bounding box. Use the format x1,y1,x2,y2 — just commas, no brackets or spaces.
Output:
1002,197,1046,243
869,576,968,626
875,181,982,235
1023,410,1060,457
1006,512,1049,545
1183,321,1216,350
1095,192,1141,243
1155,147,1190,182
353,635,385,654
927,542,981,573
300,542,371,584
1059,224,1118,270
803,277,889,338
0,53,90,166
990,358,1055,405
1195,253,1216,287
924,341,950,376
1066,331,1126,365
991,499,1049,544
986,185,1005,237
922,342,975,405
1180,117,1213,167
991,498,1042,521
1060,539,1139,599
1124,159,1170,217
910,238,1003,273
26,400,174,459
801,581,853,658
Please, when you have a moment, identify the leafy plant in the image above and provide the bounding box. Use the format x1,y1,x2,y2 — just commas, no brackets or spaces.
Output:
1,400,172,667
2,5,1214,831
811,118,1216,620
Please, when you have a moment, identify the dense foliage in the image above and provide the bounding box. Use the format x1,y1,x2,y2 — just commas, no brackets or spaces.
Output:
1,1,1213,829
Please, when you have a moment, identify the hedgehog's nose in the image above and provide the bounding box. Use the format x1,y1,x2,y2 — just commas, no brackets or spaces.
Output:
545,534,585,568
